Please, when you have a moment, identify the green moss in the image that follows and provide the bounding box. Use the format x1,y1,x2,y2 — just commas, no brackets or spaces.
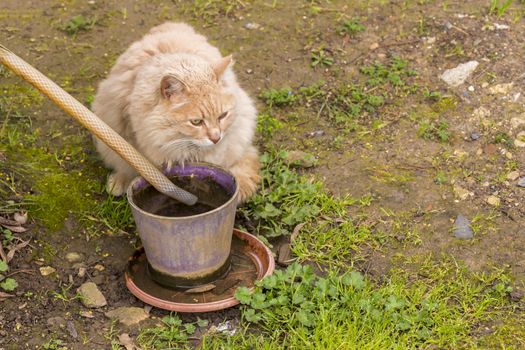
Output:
1,117,101,231
17,146,99,230
431,96,458,114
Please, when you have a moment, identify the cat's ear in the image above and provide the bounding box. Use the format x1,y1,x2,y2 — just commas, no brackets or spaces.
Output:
211,55,233,80
160,75,185,99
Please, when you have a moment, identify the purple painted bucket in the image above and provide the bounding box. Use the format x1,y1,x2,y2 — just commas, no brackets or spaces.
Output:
126,163,238,288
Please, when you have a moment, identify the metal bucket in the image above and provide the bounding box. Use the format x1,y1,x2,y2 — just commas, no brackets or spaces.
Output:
126,163,238,288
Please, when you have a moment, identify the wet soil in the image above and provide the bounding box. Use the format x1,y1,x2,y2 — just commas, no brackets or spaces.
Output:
1,0,525,348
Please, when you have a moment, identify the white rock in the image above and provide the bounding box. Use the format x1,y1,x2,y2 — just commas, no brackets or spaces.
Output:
510,117,525,129
440,61,479,87
244,22,260,30
40,266,56,276
507,171,520,181
489,83,513,95
493,23,510,30
77,282,107,308
486,195,501,206
472,106,490,119
105,307,149,326
65,252,83,263
515,131,525,148
14,211,28,225
453,185,472,200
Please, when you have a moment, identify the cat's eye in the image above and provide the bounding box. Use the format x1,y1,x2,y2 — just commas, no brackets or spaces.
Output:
190,119,204,126
218,112,228,121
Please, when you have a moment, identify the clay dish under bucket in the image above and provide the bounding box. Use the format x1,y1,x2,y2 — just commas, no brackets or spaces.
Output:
126,163,238,289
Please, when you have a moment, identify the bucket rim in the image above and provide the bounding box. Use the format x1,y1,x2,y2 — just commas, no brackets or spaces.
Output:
126,162,239,220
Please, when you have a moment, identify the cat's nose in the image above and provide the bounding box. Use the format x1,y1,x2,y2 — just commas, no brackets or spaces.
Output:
209,134,221,144
208,130,221,144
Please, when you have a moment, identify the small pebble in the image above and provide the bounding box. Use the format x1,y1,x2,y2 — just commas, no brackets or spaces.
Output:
517,177,525,188
486,195,501,207
14,211,28,225
307,130,325,138
468,85,475,92
78,267,87,278
77,282,107,308
93,264,105,271
65,252,83,264
453,214,474,240
470,132,480,141
244,22,260,30
245,68,253,74
40,266,56,276
507,171,520,181
514,131,525,148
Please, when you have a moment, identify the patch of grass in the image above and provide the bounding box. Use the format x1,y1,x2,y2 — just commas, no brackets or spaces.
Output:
422,87,443,102
434,170,448,184
61,15,97,35
83,194,134,236
494,132,514,147
418,119,450,143
338,17,365,36
259,88,297,108
199,256,518,349
240,150,358,239
187,0,246,25
138,314,208,349
256,113,283,140
471,211,499,236
42,338,68,350
489,0,514,17
360,56,417,88
368,166,415,184
0,82,44,110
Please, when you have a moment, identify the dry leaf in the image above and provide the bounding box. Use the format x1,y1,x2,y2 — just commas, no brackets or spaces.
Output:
0,291,14,301
0,217,19,226
290,222,306,243
6,239,30,263
2,225,27,233
119,333,142,350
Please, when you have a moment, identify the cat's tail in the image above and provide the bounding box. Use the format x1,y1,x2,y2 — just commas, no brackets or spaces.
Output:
148,22,195,36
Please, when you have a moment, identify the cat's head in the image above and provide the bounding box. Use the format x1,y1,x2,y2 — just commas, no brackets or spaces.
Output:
148,55,236,156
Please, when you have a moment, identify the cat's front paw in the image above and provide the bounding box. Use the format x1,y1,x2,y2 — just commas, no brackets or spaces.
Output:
236,174,260,203
106,172,130,196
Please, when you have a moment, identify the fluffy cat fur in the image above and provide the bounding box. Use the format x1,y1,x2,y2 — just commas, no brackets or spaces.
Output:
92,22,260,202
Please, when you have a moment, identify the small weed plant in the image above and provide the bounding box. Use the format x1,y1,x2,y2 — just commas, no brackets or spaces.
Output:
418,119,450,142
240,150,356,238
138,314,208,349
61,15,97,35
338,17,365,36
489,0,514,17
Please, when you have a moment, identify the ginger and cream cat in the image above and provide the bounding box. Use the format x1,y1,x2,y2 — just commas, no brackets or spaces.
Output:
92,22,260,201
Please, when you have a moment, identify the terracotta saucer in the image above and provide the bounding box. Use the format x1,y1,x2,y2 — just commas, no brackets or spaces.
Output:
124,229,275,312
